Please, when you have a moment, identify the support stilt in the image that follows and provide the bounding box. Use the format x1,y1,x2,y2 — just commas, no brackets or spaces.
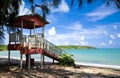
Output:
43,54,45,65
28,54,31,70
8,50,10,68
20,54,23,69
41,54,43,68
53,59,54,64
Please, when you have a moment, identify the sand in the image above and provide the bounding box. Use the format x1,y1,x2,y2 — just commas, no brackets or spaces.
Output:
0,58,120,78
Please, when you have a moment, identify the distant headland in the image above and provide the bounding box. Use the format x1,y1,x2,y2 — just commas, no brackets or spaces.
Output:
58,45,96,49
0,45,7,51
0,45,96,51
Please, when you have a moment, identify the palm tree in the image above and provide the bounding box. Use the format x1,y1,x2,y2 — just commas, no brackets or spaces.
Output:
71,0,120,8
29,0,61,18
0,0,21,43
0,0,61,44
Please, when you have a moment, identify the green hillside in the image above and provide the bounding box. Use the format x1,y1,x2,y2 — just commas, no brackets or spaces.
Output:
58,45,96,49
0,45,7,51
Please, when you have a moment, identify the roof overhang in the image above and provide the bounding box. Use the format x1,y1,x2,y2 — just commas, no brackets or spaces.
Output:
14,14,49,29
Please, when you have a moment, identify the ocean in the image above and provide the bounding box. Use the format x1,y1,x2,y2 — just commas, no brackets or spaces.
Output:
66,49,120,66
0,49,120,66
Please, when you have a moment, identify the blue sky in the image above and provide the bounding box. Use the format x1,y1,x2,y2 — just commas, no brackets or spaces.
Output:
6,0,120,48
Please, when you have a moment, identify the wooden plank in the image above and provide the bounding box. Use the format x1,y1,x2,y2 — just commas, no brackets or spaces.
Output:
8,44,21,50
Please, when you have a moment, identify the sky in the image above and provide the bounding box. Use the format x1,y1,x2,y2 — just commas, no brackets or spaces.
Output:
6,0,120,48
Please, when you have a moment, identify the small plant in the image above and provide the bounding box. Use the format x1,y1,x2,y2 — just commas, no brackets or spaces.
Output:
59,53,75,66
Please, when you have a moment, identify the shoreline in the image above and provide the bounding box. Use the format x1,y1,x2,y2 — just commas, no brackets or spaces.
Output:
76,62,120,70
0,56,120,70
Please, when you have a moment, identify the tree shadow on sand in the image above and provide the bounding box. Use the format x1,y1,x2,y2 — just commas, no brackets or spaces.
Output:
0,58,120,78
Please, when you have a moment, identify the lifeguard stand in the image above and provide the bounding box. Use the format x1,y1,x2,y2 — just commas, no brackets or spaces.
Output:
8,14,63,69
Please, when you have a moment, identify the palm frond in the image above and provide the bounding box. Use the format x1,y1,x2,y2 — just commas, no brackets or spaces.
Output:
114,0,120,8
36,4,50,18
29,0,33,4
78,0,83,7
53,0,61,6
0,27,5,44
71,0,74,6
87,0,93,3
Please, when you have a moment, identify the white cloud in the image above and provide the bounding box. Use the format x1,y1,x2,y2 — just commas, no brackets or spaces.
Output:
47,15,56,22
79,36,86,45
48,27,56,36
50,0,70,13
103,30,109,35
110,34,116,39
99,42,107,46
113,25,118,30
79,36,85,41
18,0,32,16
68,23,83,31
79,41,86,46
117,33,120,38
45,23,120,47
86,3,118,21
64,41,69,45
45,23,106,46
109,40,112,44
46,30,87,46
75,43,79,45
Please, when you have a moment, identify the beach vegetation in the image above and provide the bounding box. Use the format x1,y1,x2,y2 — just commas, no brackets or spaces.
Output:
59,53,75,66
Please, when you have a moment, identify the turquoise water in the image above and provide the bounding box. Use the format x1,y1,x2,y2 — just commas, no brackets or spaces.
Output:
0,49,120,66
66,49,120,66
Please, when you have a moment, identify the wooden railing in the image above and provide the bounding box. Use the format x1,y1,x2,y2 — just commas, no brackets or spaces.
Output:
43,39,64,57
9,32,64,58
27,35,64,58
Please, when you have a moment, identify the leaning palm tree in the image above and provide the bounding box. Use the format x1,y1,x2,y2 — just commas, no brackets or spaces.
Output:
0,0,21,43
0,0,61,43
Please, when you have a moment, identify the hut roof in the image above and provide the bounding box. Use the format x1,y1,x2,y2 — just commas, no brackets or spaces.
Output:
15,14,49,29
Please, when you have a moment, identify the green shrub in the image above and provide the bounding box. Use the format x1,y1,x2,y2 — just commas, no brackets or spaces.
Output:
59,53,75,66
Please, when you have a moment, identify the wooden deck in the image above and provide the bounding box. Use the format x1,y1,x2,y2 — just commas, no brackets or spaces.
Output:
8,43,60,61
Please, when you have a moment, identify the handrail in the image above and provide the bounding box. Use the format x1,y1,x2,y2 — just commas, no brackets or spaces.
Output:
21,34,64,58
43,39,64,57
9,33,64,59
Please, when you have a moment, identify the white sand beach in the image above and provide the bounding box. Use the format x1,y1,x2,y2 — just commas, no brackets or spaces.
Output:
0,57,120,78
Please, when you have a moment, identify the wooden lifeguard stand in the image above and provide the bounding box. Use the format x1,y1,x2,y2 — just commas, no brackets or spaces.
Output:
8,14,63,69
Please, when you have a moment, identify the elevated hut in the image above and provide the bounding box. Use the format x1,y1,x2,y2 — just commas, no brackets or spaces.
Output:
8,14,63,69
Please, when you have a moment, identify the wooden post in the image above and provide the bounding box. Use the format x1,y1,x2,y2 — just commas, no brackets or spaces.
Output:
40,26,45,68
30,29,31,36
42,26,44,38
53,59,54,64
8,50,10,68
20,18,23,69
8,32,10,68
28,54,31,70
34,23,35,35
41,54,43,68
20,54,22,69
43,54,45,65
